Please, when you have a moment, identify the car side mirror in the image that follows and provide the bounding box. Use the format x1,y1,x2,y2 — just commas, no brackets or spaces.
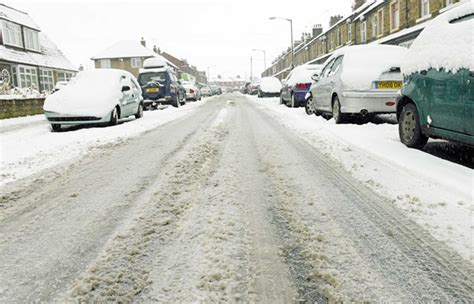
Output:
311,74,319,81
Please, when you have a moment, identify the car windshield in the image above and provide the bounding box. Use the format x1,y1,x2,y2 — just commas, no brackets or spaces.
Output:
138,72,167,86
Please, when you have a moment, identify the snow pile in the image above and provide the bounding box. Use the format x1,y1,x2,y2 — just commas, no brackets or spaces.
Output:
402,1,474,76
287,65,322,85
333,45,407,90
259,77,281,93
43,69,131,117
143,57,167,69
0,87,43,100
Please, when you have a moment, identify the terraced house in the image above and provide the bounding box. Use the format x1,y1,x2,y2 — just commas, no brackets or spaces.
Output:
263,0,465,79
0,3,76,93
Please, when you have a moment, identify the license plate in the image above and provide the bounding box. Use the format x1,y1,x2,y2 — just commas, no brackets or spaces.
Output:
375,81,402,89
146,88,159,93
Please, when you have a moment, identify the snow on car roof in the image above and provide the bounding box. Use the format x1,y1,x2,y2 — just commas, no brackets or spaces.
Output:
401,1,474,76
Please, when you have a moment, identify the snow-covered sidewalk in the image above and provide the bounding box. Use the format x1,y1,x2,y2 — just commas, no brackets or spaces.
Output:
0,98,212,186
249,95,473,262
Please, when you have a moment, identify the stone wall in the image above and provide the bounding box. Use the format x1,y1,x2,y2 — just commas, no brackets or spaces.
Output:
0,98,45,119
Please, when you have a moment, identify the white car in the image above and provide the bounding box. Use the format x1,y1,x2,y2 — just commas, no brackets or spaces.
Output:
258,77,282,98
307,45,408,123
200,85,212,97
182,81,201,101
44,69,143,132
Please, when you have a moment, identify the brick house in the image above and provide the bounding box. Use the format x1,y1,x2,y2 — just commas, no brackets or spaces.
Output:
91,39,178,77
264,0,465,79
0,3,77,93
160,51,207,84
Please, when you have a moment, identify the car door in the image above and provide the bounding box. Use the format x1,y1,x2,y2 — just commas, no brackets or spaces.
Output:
425,68,466,134
326,55,344,109
282,72,292,102
464,69,474,135
129,77,142,113
314,58,335,112
120,77,136,116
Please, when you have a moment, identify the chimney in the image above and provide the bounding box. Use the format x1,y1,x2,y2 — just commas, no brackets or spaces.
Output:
153,45,159,53
312,24,323,37
140,37,146,47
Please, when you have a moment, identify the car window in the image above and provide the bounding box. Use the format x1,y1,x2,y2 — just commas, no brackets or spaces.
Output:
130,78,139,90
449,13,474,24
320,58,335,78
328,56,344,77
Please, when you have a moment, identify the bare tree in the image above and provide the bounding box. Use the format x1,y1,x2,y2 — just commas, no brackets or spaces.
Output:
352,0,366,11
329,15,344,27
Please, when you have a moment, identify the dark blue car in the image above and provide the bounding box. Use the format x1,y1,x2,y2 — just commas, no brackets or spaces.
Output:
280,64,322,108
137,67,186,109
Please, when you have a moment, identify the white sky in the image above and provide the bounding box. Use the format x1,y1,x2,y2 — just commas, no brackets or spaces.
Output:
7,0,352,80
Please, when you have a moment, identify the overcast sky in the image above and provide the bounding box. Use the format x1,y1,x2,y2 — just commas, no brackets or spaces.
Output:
7,0,352,80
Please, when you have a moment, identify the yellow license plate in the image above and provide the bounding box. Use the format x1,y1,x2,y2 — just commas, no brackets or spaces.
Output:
146,88,159,93
376,81,402,89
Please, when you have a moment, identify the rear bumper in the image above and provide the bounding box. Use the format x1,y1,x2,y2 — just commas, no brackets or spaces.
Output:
185,92,197,99
293,91,308,103
44,111,109,125
340,90,399,114
144,97,173,106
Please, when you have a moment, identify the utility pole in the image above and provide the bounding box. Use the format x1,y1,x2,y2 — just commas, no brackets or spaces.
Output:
250,56,253,82
270,17,295,69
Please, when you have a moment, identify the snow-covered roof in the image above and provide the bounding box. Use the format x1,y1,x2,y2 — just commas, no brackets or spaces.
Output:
354,0,385,20
91,40,156,60
0,4,40,30
0,32,77,71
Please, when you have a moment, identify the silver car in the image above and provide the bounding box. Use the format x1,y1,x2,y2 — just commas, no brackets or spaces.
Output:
307,45,408,123
44,69,143,132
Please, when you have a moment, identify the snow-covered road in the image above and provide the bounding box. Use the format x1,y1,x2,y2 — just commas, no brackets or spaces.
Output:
0,94,472,302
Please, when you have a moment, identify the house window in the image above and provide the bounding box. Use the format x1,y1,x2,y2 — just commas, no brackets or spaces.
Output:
24,28,40,51
377,9,384,36
17,66,38,89
131,57,142,68
100,59,111,69
39,69,54,92
1,20,23,48
445,0,454,6
347,23,352,42
361,21,367,43
372,15,378,38
390,1,400,31
337,28,342,46
330,33,334,50
421,0,430,17
57,72,74,82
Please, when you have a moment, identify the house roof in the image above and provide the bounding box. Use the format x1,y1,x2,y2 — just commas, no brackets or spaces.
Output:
0,32,77,71
91,40,156,60
0,3,40,30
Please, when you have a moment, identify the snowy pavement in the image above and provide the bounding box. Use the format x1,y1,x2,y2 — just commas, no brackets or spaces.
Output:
0,94,472,302
0,97,213,186
249,95,473,263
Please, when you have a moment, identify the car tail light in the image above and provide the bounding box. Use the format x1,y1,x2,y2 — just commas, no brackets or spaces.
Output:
296,83,306,89
386,102,396,106
190,89,194,93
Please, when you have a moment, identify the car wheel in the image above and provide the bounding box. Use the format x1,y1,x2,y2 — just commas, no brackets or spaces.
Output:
135,103,144,119
332,96,343,124
399,103,428,149
291,94,298,108
109,107,119,126
173,94,180,108
305,98,314,115
51,124,61,132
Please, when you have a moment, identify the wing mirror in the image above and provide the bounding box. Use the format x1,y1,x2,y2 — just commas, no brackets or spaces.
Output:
311,74,320,82
121,85,131,92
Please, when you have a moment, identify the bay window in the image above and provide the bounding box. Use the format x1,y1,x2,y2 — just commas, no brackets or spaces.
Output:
39,69,54,92
17,66,38,89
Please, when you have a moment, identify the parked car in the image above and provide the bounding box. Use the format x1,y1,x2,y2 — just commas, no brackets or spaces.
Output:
43,69,143,132
280,64,322,108
182,81,201,101
308,45,407,123
397,2,474,148
258,77,281,97
137,58,185,109
200,84,212,97
241,82,251,94
249,81,260,95
210,85,222,95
